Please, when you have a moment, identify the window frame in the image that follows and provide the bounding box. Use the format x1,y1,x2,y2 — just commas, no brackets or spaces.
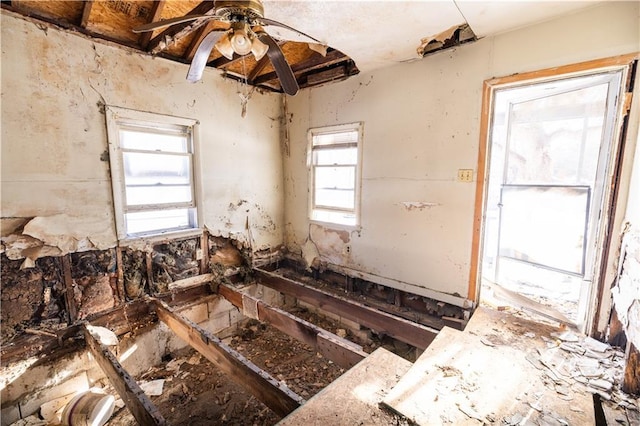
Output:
308,122,364,228
106,106,202,240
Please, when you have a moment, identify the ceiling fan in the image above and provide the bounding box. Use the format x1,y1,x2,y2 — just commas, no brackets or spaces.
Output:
133,0,326,96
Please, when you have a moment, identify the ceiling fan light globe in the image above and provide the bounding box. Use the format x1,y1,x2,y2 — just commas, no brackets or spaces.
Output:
215,34,235,60
231,31,253,56
251,37,269,61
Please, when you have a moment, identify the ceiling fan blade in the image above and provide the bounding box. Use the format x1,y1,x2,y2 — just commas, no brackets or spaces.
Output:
256,32,299,96
132,14,216,33
258,17,323,44
186,30,227,83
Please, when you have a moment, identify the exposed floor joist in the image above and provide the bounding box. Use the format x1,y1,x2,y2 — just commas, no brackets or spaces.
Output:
218,283,367,369
82,323,167,425
253,268,439,349
152,298,305,417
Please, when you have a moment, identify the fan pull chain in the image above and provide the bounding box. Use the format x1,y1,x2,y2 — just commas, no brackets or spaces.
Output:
239,54,252,117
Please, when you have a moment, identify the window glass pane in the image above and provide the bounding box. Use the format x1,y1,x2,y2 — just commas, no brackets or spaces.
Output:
506,83,607,185
125,208,192,235
123,152,191,186
120,129,189,153
315,189,355,209
312,130,358,146
313,147,357,166
125,185,192,206
315,167,355,190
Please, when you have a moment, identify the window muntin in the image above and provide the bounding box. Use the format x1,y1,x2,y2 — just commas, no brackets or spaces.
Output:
309,124,362,226
107,107,199,239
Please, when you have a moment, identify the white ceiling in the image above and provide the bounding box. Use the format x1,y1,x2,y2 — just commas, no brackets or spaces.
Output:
262,1,606,73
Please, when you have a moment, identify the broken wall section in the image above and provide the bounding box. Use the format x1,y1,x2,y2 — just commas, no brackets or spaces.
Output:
0,232,254,346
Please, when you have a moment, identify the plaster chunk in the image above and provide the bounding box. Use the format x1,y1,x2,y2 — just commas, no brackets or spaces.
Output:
23,214,117,254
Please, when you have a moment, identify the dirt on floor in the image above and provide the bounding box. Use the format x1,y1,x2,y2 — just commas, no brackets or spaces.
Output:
106,313,355,425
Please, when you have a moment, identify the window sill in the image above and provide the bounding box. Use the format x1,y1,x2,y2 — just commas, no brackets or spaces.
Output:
118,228,204,247
309,219,362,233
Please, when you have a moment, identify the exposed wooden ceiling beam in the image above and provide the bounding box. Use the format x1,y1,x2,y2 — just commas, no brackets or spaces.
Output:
138,0,165,49
147,1,216,55
80,0,93,28
253,49,349,85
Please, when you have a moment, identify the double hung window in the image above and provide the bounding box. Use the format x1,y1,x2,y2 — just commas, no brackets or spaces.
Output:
106,107,199,238
309,123,363,227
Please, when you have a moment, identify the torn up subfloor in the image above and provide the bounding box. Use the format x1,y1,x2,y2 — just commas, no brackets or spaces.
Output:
1,242,638,425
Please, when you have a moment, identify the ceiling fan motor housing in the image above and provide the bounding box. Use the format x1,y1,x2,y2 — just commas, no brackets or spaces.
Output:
215,0,265,22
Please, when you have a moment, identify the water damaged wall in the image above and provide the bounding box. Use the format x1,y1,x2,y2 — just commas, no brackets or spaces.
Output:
283,2,640,308
0,232,253,342
1,11,285,339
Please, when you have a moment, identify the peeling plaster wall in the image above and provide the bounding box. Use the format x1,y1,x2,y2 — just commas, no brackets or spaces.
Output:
1,11,284,255
283,2,640,302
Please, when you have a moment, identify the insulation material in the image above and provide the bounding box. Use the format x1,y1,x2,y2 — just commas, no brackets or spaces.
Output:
0,256,66,341
122,248,147,299
152,238,200,294
71,250,117,319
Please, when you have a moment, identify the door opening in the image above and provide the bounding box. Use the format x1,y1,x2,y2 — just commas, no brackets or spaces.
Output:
478,68,627,331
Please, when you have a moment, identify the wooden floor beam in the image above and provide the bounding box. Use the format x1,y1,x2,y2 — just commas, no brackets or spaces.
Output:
82,324,166,425
253,268,438,349
152,298,304,417
218,284,367,369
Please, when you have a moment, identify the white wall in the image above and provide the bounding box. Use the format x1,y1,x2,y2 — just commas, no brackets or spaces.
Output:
283,2,640,303
1,11,284,253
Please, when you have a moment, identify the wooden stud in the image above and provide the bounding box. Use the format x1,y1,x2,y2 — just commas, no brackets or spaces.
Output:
200,229,210,274
145,251,154,294
153,298,304,417
168,273,214,291
623,341,640,395
139,0,165,49
80,0,93,28
254,268,438,349
115,247,126,304
61,255,78,323
218,284,367,369
82,323,166,425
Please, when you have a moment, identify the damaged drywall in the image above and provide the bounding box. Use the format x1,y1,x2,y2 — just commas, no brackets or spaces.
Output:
612,227,640,350
1,215,116,264
309,224,351,265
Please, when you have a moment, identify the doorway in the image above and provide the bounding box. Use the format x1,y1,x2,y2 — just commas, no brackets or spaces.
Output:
477,63,631,330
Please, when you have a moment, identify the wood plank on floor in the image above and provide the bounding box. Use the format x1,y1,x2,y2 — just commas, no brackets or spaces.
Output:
382,307,594,425
278,347,412,425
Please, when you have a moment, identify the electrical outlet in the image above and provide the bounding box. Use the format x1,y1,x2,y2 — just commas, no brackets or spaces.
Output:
196,249,203,260
457,169,474,182
344,244,351,255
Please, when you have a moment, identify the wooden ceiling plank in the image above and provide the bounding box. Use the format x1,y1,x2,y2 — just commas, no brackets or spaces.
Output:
147,1,216,54
139,0,166,48
80,1,93,28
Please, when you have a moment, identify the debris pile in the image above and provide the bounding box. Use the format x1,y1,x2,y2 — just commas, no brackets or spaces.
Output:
528,330,639,424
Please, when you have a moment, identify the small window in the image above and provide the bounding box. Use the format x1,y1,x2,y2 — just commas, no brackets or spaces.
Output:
309,123,363,226
106,107,199,239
